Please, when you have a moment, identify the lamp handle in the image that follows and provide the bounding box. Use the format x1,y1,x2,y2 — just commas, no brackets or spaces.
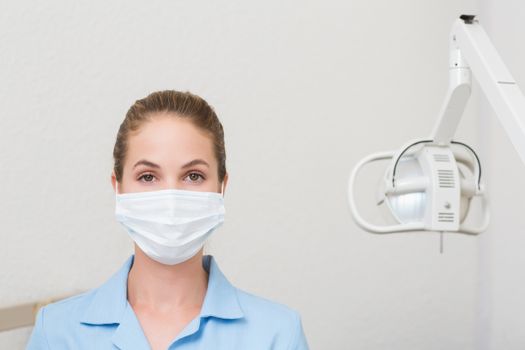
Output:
458,190,490,235
348,151,425,234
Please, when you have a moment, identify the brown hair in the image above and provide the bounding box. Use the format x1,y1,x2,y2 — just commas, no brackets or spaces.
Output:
113,90,226,183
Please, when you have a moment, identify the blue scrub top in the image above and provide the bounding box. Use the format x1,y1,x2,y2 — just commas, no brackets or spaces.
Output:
27,255,309,349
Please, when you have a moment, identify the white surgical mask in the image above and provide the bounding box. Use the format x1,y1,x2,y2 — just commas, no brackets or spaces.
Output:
114,181,225,265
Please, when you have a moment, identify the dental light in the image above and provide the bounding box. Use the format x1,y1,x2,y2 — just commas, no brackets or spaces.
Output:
348,15,525,235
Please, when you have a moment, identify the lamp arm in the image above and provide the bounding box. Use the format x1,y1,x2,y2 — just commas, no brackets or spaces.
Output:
431,15,525,167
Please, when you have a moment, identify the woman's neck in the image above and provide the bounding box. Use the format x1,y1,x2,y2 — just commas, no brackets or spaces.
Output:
127,246,209,312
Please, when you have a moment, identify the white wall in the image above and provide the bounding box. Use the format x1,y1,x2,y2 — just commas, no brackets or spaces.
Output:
477,1,525,349
0,1,482,349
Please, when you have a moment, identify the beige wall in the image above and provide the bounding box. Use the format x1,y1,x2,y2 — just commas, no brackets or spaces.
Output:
0,1,485,349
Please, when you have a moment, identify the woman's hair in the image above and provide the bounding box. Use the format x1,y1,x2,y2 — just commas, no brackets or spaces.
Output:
113,90,226,183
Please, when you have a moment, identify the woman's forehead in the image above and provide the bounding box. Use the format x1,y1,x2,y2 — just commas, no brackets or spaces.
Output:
126,117,216,168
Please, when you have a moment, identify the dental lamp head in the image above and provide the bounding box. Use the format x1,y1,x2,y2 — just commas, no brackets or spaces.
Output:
348,139,489,234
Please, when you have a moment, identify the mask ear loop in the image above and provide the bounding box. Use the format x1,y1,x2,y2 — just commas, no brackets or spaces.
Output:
220,181,225,197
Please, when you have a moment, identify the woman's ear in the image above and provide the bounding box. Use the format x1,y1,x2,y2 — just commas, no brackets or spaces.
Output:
111,171,117,192
221,173,229,195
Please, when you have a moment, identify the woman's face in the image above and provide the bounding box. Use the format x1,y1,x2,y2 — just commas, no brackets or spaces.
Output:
112,113,226,194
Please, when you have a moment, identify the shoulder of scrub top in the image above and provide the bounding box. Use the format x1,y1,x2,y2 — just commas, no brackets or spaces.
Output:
35,289,97,326
26,289,97,349
233,287,309,348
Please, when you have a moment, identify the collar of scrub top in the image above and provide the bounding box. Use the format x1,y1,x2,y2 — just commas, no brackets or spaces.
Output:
79,254,245,349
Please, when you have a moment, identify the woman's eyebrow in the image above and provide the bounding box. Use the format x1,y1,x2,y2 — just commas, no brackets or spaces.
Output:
182,159,210,169
133,159,160,169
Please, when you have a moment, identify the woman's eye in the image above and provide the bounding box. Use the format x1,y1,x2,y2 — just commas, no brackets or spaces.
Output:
138,173,156,183
185,172,204,183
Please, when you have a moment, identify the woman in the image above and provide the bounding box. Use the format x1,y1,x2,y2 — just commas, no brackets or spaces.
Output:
27,91,309,350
